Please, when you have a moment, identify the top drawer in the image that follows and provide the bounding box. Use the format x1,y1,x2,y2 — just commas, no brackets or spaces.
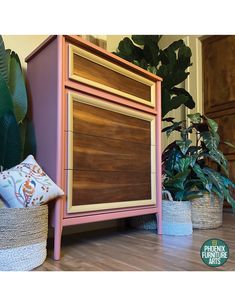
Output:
68,44,156,107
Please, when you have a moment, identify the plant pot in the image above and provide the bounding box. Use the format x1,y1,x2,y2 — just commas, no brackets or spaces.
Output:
191,193,223,229
0,205,48,271
162,191,192,236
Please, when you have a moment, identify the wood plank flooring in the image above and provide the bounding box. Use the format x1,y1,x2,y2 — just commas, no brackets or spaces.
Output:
35,212,235,271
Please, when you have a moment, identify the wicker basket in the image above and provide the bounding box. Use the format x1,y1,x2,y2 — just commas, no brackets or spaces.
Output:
162,191,192,236
191,193,223,229
0,205,48,271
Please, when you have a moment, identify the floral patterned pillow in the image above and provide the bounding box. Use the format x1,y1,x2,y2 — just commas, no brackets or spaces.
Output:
0,155,64,208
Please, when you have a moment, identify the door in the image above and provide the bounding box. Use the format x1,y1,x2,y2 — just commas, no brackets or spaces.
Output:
202,35,235,205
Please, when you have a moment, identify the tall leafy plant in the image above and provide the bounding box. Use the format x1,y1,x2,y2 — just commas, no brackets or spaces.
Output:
162,113,235,209
0,35,35,170
114,35,195,118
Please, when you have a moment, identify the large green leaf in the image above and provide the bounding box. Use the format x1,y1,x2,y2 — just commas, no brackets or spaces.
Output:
176,139,192,155
178,43,192,69
0,36,8,84
206,149,229,176
164,170,190,191
170,87,195,109
162,120,183,137
205,116,218,133
192,164,211,192
0,111,21,169
187,113,201,124
201,131,220,150
202,167,224,196
0,72,13,117
176,156,193,172
20,119,36,160
8,51,27,123
175,190,203,201
131,35,145,45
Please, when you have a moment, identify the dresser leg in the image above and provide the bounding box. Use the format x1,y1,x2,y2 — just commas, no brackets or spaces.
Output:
53,199,63,260
54,223,63,260
157,213,162,235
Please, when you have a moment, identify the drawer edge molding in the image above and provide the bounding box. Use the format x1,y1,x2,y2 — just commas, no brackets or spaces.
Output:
68,44,156,108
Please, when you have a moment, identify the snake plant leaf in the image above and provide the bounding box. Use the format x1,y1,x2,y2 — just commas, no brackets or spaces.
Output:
0,72,13,117
0,111,21,170
0,36,8,84
176,139,192,155
187,113,202,124
8,51,28,123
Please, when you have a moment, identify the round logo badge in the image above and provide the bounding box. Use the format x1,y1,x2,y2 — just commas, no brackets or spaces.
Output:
200,238,229,267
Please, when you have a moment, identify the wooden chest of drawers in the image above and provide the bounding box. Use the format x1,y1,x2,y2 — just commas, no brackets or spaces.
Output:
26,35,162,260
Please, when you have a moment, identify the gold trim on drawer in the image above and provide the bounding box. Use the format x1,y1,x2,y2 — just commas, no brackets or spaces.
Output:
66,92,157,214
68,44,156,107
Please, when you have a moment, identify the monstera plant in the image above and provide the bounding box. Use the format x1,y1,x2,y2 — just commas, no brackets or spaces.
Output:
114,35,195,118
0,35,35,170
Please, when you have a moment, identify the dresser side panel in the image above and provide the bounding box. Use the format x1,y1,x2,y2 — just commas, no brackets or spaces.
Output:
26,39,59,182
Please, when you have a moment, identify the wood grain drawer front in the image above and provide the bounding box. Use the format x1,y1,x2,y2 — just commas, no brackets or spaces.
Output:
66,93,156,213
68,44,156,107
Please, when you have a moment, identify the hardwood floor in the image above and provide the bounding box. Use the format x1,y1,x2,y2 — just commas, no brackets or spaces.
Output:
35,212,235,271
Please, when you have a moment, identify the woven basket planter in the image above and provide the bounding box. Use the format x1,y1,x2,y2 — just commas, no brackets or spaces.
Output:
0,205,48,271
162,191,192,236
191,193,223,229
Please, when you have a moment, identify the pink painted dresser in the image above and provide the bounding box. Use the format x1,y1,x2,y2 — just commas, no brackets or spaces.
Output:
26,35,162,260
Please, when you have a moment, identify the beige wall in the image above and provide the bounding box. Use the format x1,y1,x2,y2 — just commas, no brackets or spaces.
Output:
2,35,48,69
107,35,131,52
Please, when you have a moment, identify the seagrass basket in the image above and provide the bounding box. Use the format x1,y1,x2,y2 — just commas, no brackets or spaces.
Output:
191,193,223,229
0,205,48,271
162,190,192,236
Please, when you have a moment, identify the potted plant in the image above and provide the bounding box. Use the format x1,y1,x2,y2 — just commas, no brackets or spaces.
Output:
0,35,35,171
162,112,235,229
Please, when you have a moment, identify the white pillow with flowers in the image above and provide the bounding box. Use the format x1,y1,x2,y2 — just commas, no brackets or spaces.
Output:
0,155,64,208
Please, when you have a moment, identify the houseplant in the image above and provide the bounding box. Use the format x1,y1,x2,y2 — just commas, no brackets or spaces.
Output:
0,35,35,171
162,112,235,229
113,35,195,118
0,36,47,271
